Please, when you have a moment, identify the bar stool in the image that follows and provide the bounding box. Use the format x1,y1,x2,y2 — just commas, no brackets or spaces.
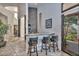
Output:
28,37,38,56
41,37,49,55
49,35,59,52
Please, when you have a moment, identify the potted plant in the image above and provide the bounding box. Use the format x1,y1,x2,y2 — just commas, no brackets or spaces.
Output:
0,20,8,47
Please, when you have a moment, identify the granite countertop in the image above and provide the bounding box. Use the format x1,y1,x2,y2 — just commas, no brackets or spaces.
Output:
26,33,55,36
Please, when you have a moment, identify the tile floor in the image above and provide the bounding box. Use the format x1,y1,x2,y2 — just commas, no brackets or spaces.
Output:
0,37,69,56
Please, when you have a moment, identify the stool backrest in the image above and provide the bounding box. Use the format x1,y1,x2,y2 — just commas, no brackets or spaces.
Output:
29,37,38,46
42,37,49,43
50,35,58,42
49,33,55,39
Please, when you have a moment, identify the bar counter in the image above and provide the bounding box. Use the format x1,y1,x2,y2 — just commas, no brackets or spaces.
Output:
25,33,55,53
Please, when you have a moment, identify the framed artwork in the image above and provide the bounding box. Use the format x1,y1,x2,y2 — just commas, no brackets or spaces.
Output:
45,18,52,28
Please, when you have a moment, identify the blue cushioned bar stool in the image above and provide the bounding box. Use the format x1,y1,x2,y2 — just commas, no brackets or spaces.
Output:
41,37,49,55
28,37,38,56
49,35,59,52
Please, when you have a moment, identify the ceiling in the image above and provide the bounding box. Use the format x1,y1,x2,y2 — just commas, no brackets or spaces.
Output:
63,3,79,10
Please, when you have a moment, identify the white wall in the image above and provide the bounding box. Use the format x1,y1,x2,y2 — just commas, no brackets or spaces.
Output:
18,3,28,18
0,13,8,24
20,16,25,39
18,3,28,39
37,3,62,50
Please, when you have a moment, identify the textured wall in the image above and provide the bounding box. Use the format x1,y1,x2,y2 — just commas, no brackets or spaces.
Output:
37,3,62,50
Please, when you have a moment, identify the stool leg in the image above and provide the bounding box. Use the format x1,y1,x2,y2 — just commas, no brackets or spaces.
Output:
27,46,30,55
29,46,31,56
34,47,35,52
53,42,55,52
36,46,38,56
41,43,43,52
45,44,47,55
49,44,51,52
56,42,59,50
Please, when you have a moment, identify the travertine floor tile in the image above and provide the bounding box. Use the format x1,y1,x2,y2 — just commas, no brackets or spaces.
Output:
0,37,69,56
